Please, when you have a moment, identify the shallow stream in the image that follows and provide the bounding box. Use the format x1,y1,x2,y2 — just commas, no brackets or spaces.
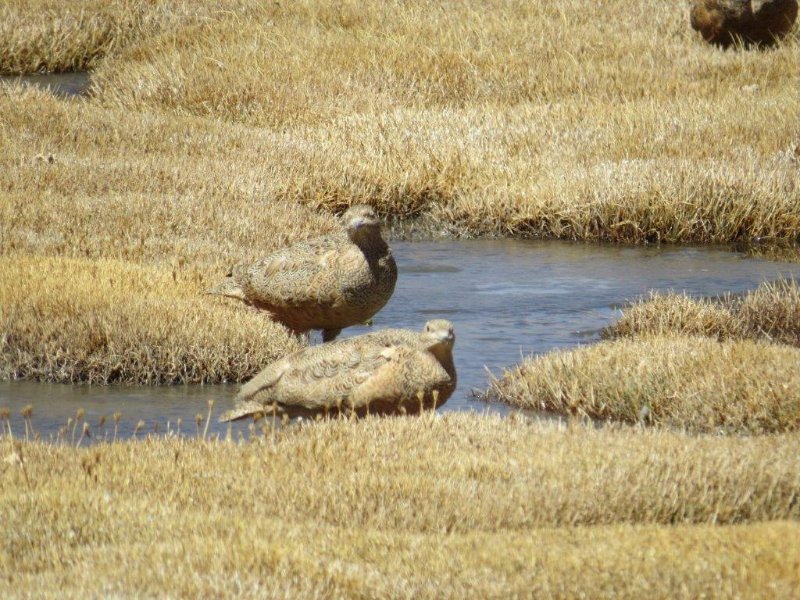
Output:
3,240,800,440
0,71,91,96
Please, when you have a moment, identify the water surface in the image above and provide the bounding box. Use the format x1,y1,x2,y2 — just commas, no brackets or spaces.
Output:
0,71,91,97
3,240,800,440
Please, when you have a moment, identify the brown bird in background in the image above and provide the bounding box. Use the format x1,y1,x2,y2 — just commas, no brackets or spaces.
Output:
207,205,397,342
690,0,798,47
219,319,457,421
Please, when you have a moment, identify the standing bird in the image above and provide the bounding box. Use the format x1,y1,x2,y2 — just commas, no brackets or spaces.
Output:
219,319,457,421
207,205,397,342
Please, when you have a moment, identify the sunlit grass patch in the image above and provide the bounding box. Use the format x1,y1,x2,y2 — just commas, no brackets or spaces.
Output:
87,0,800,242
4,414,799,529
3,1,799,244
90,1,797,127
0,254,301,383
604,278,800,345
0,0,235,74
3,88,800,248
486,335,800,433
0,86,337,266
1,415,799,597
3,518,798,599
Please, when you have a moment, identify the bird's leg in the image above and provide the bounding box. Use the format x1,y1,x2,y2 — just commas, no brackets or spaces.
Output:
321,328,342,343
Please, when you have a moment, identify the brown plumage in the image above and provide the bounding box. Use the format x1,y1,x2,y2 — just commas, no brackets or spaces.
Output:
690,0,798,47
219,320,457,421
207,205,397,342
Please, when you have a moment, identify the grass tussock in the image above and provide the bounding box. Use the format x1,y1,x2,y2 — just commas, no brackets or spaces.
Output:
605,278,800,345
90,0,800,242
0,254,301,383
0,86,346,266
486,335,800,433
2,415,800,597
0,0,237,74
0,1,798,242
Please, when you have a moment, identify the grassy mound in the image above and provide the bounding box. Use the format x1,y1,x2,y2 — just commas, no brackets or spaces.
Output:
0,255,301,383
604,278,800,346
486,335,800,433
0,0,233,74
1,1,798,242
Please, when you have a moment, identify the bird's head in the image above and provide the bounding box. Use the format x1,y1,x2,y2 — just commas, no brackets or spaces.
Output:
420,319,456,352
343,205,382,242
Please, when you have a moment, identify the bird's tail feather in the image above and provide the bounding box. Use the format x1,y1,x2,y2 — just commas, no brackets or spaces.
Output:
218,400,267,423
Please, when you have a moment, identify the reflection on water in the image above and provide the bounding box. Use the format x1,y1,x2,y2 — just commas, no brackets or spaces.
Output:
1,381,240,442
3,240,800,440
0,71,91,97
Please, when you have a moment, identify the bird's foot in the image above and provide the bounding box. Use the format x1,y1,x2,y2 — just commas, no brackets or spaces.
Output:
322,328,342,342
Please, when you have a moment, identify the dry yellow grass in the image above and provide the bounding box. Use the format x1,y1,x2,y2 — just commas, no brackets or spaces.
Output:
2,415,800,597
486,334,800,433
605,278,800,345
0,2,796,381
0,254,302,383
3,5,800,596
84,0,800,242
2,1,799,241
0,0,237,74
3,519,798,600
0,86,338,269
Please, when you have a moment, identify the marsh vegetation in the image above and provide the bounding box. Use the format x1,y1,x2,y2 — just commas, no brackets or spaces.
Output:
489,279,800,431
2,0,800,596
2,0,799,384
604,278,800,345
487,332,800,432
3,415,800,597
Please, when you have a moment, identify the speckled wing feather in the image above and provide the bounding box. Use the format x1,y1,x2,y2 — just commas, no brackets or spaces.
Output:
230,341,394,415
355,327,457,390
349,346,454,413
232,234,350,307
355,327,420,347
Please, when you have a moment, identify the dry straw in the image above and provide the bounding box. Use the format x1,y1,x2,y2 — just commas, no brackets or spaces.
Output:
2,0,799,242
0,0,236,74
604,278,800,346
486,334,800,433
1,415,800,597
0,255,303,383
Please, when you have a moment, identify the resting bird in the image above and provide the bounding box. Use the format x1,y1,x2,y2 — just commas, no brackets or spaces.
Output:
219,319,457,421
690,0,798,47
207,205,397,342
